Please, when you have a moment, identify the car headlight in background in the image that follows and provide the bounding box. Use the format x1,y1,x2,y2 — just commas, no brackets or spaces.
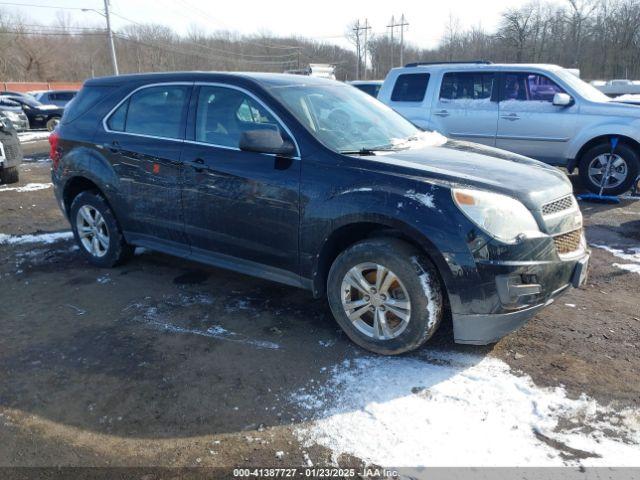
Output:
452,188,542,243
5,111,20,121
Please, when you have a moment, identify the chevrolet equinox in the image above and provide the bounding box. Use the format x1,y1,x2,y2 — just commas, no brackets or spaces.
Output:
50,72,589,355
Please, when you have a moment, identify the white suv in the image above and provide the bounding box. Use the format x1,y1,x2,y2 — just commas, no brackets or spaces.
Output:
378,62,640,195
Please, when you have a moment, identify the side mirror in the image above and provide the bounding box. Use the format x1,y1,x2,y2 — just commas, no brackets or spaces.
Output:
553,93,573,107
239,129,296,157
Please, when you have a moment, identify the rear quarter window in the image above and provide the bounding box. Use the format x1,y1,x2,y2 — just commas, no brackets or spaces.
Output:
391,73,430,102
62,86,115,124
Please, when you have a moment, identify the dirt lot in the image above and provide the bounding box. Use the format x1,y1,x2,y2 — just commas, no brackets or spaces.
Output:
1,145,639,471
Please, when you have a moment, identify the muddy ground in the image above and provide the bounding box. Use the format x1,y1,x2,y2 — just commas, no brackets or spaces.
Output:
0,146,639,469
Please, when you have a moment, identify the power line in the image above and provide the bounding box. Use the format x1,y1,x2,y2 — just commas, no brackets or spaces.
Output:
115,33,299,66
109,9,299,60
0,1,86,10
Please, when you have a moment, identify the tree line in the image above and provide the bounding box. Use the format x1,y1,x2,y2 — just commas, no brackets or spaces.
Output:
1,0,640,83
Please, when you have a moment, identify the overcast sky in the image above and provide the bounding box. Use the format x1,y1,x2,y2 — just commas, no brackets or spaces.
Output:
15,0,541,49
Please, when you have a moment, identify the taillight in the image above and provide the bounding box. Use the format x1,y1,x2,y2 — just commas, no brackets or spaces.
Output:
49,131,60,169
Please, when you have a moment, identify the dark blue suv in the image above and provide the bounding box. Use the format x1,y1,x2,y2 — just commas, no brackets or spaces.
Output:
51,72,589,354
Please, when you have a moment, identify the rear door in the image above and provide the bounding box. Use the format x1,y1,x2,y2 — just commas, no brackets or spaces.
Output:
430,71,498,146
495,72,578,164
181,84,300,273
385,73,431,129
98,83,192,247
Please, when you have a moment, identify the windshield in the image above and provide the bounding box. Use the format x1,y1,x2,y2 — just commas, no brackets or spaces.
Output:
268,82,420,153
10,95,42,107
555,70,611,103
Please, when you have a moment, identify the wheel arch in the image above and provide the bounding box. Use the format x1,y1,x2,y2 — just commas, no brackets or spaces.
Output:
311,217,453,307
570,134,640,173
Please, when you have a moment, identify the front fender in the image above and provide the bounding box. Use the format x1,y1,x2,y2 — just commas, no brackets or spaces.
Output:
302,183,477,311
567,121,640,160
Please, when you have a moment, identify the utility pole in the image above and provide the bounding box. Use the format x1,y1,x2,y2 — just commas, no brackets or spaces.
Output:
388,15,409,69
388,15,395,69
353,19,361,80
352,19,372,80
104,0,119,75
362,18,371,80
399,14,409,67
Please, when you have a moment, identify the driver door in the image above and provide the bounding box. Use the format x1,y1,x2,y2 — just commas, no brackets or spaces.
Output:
181,84,301,273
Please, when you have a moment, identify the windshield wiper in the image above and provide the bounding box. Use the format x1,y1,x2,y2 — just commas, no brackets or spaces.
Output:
339,144,399,156
339,148,379,156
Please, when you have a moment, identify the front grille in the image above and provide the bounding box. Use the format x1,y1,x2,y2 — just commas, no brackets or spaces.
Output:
3,143,20,161
553,228,582,255
542,195,575,216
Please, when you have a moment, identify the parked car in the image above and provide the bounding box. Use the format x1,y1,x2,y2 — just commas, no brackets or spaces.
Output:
31,89,78,107
0,97,30,131
0,118,23,184
51,72,589,355
1,90,33,98
348,80,383,98
0,94,64,131
378,62,640,195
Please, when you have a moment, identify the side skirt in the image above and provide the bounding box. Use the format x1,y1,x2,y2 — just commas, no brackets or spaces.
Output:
125,232,313,291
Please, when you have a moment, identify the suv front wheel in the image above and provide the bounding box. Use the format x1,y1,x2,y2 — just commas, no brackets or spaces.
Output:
70,191,133,267
327,238,444,355
579,142,640,196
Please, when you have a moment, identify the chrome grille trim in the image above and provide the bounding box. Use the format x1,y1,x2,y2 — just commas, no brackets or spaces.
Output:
542,195,575,216
553,228,583,255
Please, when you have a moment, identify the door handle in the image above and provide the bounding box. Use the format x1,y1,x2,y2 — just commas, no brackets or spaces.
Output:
106,141,121,153
433,110,450,117
191,158,206,173
501,113,520,121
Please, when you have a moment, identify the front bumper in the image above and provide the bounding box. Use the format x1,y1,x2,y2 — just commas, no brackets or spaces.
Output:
451,247,590,345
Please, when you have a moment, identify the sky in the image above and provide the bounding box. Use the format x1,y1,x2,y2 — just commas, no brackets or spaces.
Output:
8,0,536,50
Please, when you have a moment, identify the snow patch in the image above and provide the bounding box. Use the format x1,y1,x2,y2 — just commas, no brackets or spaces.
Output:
592,244,640,276
405,190,435,209
391,130,447,150
292,351,640,467
17,131,51,143
0,231,73,245
0,182,52,193
128,295,281,350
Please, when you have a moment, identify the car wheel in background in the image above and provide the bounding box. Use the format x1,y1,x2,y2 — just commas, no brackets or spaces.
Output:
0,166,19,184
46,116,60,132
327,237,443,355
579,142,640,196
70,191,133,268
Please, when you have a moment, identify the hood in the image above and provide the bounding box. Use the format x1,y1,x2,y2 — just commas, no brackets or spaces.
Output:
584,99,640,118
361,140,573,209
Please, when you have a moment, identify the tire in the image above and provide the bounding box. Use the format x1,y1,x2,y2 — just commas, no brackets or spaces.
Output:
70,190,133,268
327,238,444,355
46,116,60,132
579,142,640,196
0,166,19,184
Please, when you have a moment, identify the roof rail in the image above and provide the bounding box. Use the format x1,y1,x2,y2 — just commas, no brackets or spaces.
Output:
404,60,492,67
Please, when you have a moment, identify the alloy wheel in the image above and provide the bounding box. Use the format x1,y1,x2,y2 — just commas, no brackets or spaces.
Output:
588,154,628,189
76,205,110,258
340,262,411,340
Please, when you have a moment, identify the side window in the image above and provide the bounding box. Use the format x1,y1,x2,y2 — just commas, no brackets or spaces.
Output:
107,85,190,139
391,73,430,102
439,72,495,102
503,73,565,102
195,86,283,148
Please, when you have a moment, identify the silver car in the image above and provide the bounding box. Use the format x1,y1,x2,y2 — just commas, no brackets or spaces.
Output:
378,62,640,195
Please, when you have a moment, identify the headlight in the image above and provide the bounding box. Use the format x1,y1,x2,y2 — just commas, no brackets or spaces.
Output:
452,188,542,243
5,111,20,121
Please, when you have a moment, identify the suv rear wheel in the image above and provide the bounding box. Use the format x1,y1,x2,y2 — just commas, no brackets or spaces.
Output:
70,191,133,267
579,142,639,196
46,116,60,132
327,238,443,355
0,166,19,184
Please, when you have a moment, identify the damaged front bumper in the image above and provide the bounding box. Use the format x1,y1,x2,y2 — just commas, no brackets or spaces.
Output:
450,239,590,345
